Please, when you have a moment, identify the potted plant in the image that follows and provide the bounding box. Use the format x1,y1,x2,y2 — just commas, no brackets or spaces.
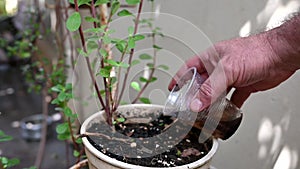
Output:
60,0,225,168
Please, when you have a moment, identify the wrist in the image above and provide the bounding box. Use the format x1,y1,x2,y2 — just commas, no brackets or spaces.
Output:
265,13,300,71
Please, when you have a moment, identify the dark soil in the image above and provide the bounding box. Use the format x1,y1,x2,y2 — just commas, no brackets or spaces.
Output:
86,111,213,167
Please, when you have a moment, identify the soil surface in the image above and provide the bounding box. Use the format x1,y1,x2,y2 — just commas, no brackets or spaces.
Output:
86,112,213,167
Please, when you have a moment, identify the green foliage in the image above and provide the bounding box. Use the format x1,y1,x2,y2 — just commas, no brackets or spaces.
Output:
116,117,125,123
139,97,151,104
73,150,81,157
117,9,133,17
111,1,120,16
69,0,91,6
176,149,182,156
94,0,110,6
66,12,82,32
139,53,152,60
130,81,141,91
0,131,20,168
153,44,162,50
126,0,141,5
85,16,100,23
139,77,157,83
98,67,111,77
0,130,13,142
133,34,145,41
0,157,20,168
23,167,37,169
158,64,169,70
51,83,76,141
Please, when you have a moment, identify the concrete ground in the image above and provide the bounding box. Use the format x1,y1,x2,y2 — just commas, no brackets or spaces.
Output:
0,64,75,169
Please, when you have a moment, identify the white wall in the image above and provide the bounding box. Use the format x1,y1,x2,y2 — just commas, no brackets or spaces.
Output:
74,1,300,168
155,0,300,169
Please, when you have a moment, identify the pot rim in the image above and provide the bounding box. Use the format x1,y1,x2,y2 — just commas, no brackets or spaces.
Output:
80,104,218,169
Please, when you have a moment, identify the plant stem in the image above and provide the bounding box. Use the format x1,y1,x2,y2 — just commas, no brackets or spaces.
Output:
67,117,81,162
98,3,113,125
34,88,49,169
73,0,106,110
69,159,88,169
131,1,158,104
116,0,144,108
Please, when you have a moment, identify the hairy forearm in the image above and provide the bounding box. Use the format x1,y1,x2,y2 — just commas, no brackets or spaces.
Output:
265,13,300,70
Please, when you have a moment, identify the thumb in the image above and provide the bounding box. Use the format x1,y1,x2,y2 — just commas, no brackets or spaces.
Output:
190,64,229,112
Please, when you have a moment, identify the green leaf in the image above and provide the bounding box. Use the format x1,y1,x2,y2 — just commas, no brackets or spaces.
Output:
139,53,152,60
117,9,132,16
65,83,73,90
119,62,130,68
78,0,91,6
131,59,140,66
139,77,157,83
58,92,67,102
100,48,108,58
111,1,120,16
116,40,127,53
78,48,89,57
85,16,100,23
76,137,83,144
66,12,81,32
105,59,119,66
1,157,8,164
56,123,69,134
130,81,141,91
139,97,151,104
176,150,182,156
51,98,60,105
133,34,145,41
1,158,20,168
153,44,162,50
87,40,98,51
98,68,111,77
95,0,110,5
57,133,71,141
63,107,73,117
147,63,154,68
116,117,125,123
83,27,104,33
128,26,134,36
103,35,111,44
128,38,135,49
158,64,169,70
0,130,13,142
54,107,64,112
126,0,140,5
73,150,80,157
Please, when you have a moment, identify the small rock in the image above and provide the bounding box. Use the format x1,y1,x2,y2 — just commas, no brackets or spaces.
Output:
130,142,137,148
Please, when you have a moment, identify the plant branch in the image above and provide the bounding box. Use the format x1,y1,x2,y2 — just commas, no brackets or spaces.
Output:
116,0,144,108
69,159,88,169
132,34,157,103
67,117,81,162
73,0,106,109
34,88,49,169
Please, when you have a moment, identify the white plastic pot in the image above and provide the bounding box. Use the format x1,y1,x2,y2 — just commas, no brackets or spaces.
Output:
81,104,218,169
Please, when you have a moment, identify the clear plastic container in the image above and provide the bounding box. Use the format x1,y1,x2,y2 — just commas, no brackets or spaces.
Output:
164,67,243,142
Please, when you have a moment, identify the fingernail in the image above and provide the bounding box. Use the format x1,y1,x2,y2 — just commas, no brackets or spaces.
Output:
190,99,203,112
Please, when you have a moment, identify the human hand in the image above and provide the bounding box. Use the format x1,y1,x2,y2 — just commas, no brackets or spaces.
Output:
168,33,298,112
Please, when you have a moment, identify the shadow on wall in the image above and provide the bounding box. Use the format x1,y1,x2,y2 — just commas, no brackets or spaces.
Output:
239,0,300,37
257,116,298,169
